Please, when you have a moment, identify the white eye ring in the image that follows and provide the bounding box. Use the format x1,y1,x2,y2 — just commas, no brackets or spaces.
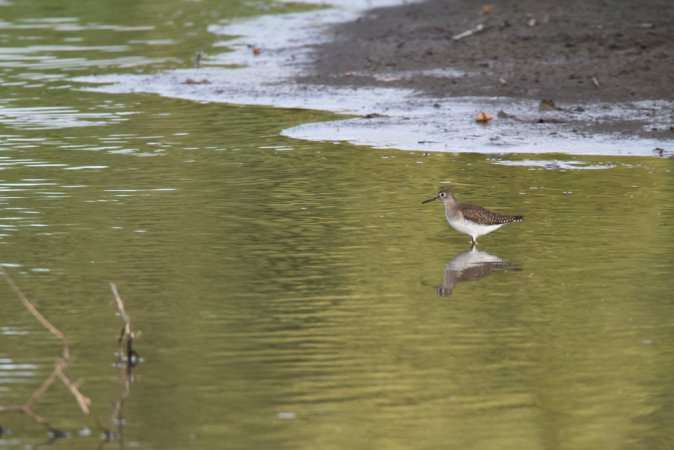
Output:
439,192,446,198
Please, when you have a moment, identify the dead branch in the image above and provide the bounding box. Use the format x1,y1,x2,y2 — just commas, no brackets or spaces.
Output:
1,267,68,360
0,268,91,434
24,360,67,411
110,283,132,341
105,282,141,446
109,282,139,369
1,273,141,442
57,370,91,415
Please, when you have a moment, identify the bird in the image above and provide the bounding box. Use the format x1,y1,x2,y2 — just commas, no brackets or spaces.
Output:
422,187,523,247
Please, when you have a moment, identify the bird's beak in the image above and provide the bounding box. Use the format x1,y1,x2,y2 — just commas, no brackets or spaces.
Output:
421,195,438,205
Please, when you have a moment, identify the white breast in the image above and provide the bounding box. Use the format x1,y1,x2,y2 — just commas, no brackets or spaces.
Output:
448,218,504,239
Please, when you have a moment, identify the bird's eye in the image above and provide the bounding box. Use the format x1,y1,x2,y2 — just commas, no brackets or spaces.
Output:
439,192,446,198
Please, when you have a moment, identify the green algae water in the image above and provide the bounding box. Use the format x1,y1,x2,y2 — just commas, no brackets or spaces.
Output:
1,1,673,449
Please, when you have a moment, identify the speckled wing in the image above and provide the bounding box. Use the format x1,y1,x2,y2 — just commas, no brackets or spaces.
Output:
458,203,523,225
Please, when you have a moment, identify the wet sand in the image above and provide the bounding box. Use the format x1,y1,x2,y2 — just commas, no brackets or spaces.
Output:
298,0,674,140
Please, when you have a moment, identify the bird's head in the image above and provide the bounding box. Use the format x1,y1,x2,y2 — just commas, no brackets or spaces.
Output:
422,187,456,205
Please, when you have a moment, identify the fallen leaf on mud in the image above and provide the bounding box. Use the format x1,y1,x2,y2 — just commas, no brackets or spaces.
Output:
670,126,674,132
252,47,261,55
539,99,558,111
343,72,353,77
497,110,514,118
476,112,494,123
479,5,493,15
365,113,386,119
181,78,211,85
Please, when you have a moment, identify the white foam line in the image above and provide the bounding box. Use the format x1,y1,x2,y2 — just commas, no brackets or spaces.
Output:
74,0,672,157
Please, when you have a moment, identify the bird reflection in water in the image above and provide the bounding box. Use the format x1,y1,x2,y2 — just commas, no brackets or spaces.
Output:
437,247,520,296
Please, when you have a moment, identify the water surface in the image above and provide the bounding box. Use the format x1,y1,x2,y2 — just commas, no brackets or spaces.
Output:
1,1,673,449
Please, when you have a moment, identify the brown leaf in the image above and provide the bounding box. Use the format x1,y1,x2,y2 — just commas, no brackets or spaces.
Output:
476,112,494,123
539,99,558,111
479,5,493,16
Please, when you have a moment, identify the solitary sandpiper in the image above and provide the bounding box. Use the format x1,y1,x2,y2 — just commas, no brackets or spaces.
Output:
422,187,523,246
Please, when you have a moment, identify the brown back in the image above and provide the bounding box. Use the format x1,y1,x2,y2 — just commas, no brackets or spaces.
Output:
458,203,523,225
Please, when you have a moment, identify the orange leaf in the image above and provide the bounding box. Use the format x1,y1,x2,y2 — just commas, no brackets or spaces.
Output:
479,5,493,15
476,112,494,123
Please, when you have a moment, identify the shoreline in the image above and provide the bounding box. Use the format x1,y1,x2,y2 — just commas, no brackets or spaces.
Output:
76,0,673,158
296,0,674,142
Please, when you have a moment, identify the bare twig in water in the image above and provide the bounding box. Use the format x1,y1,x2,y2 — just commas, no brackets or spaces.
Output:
1,273,142,444
0,268,91,435
105,283,141,445
2,268,68,359
109,282,139,369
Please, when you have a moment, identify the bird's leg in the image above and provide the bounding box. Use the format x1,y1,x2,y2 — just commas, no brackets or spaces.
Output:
471,237,477,248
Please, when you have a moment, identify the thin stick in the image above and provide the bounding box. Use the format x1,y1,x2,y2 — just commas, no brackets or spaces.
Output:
108,282,139,447
1,267,69,360
0,267,91,434
110,282,133,341
56,370,91,415
452,23,486,41
110,368,130,425
22,406,59,433
25,361,66,410
1,367,62,434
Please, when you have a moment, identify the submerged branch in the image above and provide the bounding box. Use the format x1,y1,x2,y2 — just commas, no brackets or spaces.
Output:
24,360,66,411
110,282,133,342
1,267,69,360
0,268,91,434
1,273,141,441
106,282,141,445
57,370,91,415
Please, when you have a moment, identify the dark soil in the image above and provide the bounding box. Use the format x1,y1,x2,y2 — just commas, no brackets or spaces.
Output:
299,0,674,103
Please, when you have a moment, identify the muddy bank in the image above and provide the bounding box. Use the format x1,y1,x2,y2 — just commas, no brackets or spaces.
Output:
301,0,673,102
78,0,672,156
298,0,673,139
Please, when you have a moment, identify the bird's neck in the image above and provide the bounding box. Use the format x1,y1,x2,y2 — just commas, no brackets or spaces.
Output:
443,198,459,219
